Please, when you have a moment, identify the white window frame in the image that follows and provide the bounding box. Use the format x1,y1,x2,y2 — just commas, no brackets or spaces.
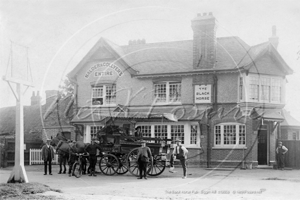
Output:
135,123,200,148
91,84,116,106
245,74,283,103
154,81,181,104
214,123,246,148
90,125,103,141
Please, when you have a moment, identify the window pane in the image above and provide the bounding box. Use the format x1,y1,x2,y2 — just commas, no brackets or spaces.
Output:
169,83,181,102
261,77,270,101
171,125,185,144
92,87,104,105
154,84,167,102
190,125,197,144
154,125,168,139
271,78,281,102
105,85,116,104
140,125,151,137
224,125,236,145
90,126,102,139
239,125,246,145
249,76,259,101
215,125,221,145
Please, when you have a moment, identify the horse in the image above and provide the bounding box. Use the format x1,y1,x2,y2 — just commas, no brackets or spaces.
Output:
51,133,89,175
50,135,69,174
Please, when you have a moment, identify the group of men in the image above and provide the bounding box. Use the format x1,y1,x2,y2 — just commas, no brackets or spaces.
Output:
42,138,102,176
41,129,290,178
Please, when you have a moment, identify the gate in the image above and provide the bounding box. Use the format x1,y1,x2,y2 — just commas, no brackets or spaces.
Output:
29,149,59,165
279,140,300,169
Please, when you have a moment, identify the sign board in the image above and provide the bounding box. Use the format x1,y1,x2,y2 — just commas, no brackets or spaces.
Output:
85,62,123,79
194,85,211,103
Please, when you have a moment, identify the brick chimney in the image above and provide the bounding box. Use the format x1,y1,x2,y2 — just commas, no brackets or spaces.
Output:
191,12,216,69
269,25,279,49
30,91,41,106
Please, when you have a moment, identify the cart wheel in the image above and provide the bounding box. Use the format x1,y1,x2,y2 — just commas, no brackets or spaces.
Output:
147,155,166,176
126,148,140,177
117,154,128,175
99,154,119,176
73,163,82,178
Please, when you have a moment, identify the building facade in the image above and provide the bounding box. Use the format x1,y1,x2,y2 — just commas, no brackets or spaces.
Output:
68,13,293,168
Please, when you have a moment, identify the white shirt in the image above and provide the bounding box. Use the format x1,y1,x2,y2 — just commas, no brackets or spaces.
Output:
174,145,188,155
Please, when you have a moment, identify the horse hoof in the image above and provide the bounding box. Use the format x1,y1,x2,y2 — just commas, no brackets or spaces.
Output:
63,172,66,174
58,172,61,174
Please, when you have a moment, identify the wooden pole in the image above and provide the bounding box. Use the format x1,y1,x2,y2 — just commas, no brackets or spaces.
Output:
7,83,29,183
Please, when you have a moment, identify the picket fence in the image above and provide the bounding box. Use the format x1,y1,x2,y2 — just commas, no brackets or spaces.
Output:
29,149,59,165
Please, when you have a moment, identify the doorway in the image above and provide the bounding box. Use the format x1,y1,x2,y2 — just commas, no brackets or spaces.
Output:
258,130,268,165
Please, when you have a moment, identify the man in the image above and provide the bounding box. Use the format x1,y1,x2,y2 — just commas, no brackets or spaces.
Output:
68,141,78,176
276,141,288,170
41,139,55,175
137,140,152,180
85,139,102,176
169,138,188,179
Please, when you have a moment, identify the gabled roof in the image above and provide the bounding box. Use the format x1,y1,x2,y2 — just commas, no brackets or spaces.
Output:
241,42,293,75
281,109,300,127
67,38,138,80
67,35,293,79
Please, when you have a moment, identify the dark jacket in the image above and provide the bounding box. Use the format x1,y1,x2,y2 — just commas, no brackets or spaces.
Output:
41,144,55,161
85,143,102,155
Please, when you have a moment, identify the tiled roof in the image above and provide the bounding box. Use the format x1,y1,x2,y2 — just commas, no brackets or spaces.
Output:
281,109,300,127
0,105,43,139
0,95,74,137
120,37,253,74
68,34,293,79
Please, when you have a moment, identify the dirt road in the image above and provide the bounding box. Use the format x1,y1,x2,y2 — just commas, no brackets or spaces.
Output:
1,165,300,200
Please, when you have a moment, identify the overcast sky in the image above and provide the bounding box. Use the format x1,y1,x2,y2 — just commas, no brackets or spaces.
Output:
1,0,300,119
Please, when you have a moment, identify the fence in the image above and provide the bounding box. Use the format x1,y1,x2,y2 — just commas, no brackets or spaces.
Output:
29,149,59,165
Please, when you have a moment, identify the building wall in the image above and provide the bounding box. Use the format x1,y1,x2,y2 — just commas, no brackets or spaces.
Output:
217,73,238,103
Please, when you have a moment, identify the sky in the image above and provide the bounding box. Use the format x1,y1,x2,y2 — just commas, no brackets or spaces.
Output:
1,0,300,119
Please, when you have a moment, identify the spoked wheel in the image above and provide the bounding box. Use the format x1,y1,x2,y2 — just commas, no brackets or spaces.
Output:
117,154,128,175
126,148,140,177
147,155,166,176
99,154,119,176
73,163,82,178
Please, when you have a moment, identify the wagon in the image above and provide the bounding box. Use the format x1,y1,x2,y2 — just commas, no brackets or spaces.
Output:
96,126,173,177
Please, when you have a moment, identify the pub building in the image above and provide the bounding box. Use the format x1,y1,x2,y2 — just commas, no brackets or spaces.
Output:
67,12,293,168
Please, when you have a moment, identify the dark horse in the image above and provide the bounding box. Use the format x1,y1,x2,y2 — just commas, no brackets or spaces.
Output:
51,133,89,175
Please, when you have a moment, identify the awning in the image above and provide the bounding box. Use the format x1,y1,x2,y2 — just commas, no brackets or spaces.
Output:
71,105,210,124
254,108,284,122
71,109,178,123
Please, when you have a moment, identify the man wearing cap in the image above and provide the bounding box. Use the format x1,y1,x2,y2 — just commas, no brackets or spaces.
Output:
137,140,152,179
169,138,188,179
276,141,288,170
41,139,55,175
85,139,102,176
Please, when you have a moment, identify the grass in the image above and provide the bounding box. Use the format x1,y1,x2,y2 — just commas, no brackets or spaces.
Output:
0,182,62,200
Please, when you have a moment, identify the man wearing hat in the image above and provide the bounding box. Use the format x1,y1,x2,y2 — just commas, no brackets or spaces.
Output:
136,140,152,179
169,138,188,178
276,141,288,170
41,138,55,175
85,138,102,176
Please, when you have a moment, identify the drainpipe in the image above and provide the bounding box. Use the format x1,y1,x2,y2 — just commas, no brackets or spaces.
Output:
207,75,218,168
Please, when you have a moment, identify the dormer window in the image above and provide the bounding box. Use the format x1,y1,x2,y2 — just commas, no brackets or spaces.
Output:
92,84,116,106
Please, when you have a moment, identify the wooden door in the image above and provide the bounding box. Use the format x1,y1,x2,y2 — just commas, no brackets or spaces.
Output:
258,130,267,165
281,140,300,169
